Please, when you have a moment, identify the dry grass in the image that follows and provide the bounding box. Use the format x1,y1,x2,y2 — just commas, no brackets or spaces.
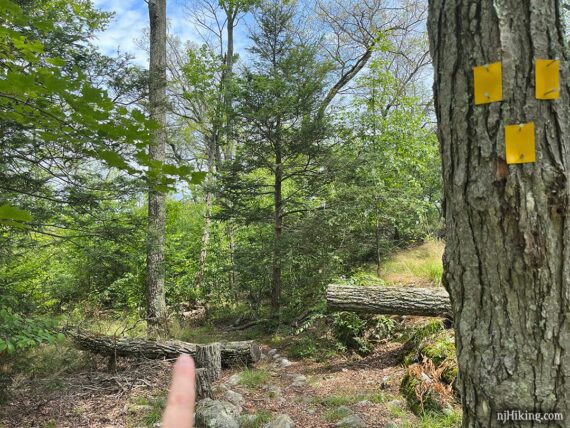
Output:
379,239,444,286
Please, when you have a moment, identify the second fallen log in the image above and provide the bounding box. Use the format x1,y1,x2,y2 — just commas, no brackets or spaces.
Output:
326,284,452,317
67,330,261,368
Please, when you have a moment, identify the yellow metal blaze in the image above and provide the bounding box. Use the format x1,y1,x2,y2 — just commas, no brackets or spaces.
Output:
473,62,503,105
535,59,560,100
505,122,536,165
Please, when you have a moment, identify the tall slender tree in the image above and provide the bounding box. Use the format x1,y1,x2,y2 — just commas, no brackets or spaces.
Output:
220,0,331,317
428,0,569,425
146,0,168,326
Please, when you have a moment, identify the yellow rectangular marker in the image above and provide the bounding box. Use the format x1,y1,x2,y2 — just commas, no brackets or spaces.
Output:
505,122,536,164
473,62,503,105
535,59,560,100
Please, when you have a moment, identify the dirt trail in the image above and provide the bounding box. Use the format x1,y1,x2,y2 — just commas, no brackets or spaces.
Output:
0,341,417,427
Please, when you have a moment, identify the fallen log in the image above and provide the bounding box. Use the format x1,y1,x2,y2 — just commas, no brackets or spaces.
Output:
67,330,261,368
327,284,452,318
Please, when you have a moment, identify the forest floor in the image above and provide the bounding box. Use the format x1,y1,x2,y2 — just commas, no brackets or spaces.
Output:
0,240,460,428
0,332,459,428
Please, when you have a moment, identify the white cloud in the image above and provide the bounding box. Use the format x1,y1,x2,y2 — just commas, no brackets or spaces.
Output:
91,1,197,66
92,0,148,66
92,1,252,67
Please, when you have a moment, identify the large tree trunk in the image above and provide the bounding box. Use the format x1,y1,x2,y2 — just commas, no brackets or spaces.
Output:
67,330,261,368
195,190,211,289
224,10,238,295
146,0,168,326
428,1,570,426
327,285,452,317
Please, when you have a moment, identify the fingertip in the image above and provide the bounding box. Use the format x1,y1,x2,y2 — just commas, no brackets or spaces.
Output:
176,353,195,367
174,353,195,375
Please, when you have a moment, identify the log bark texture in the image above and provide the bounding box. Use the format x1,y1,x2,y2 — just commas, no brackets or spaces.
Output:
428,0,570,426
196,368,212,399
327,284,452,317
67,330,261,368
196,343,222,382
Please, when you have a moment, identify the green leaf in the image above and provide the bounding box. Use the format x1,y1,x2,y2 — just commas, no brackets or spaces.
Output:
0,204,33,222
98,150,129,170
162,164,193,177
131,109,145,122
45,56,66,67
190,171,207,184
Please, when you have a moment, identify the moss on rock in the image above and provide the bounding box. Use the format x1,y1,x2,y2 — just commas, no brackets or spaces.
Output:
419,329,455,365
400,327,458,415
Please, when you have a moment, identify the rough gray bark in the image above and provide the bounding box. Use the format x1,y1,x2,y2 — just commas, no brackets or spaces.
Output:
195,181,213,289
196,343,222,382
223,6,238,294
428,1,570,426
146,0,168,326
327,285,452,317
196,368,212,399
67,330,261,368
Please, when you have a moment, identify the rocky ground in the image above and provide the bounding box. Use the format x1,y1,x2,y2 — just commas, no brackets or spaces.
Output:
0,332,460,428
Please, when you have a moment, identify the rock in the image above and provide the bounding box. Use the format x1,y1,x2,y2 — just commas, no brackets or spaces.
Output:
265,414,295,428
279,358,292,367
272,353,281,359
126,404,153,413
291,380,305,387
213,384,228,394
354,400,372,407
225,374,241,387
265,384,281,398
288,374,306,382
334,414,366,427
387,399,403,408
341,368,348,372
195,398,240,428
384,423,398,428
335,405,354,415
298,395,313,405
268,348,277,356
224,390,245,411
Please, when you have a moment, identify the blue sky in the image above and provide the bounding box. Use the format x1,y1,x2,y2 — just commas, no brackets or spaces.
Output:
92,0,204,66
92,0,252,67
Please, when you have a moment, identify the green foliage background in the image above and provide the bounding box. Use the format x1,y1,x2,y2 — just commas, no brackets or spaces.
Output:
0,0,442,353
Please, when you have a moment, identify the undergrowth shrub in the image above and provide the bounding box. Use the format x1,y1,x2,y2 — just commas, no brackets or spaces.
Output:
331,312,396,355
